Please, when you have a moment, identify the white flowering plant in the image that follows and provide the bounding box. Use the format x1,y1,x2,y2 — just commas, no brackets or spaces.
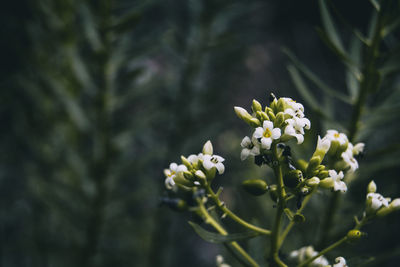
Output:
161,93,400,267
160,0,400,265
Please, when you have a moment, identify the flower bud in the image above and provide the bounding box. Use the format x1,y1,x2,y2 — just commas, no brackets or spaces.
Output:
367,180,377,193
306,177,320,187
252,99,262,112
194,170,206,182
274,112,285,128
235,106,261,127
377,198,400,217
269,184,278,202
347,229,363,242
174,173,194,187
202,140,213,155
181,156,192,169
256,111,269,121
318,170,329,178
242,179,268,196
284,169,303,188
319,177,334,189
296,159,308,173
249,118,261,127
306,156,321,176
183,171,194,181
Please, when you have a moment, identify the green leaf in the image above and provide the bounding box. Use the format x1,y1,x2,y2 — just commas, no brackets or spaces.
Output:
346,37,362,99
283,48,352,104
318,0,345,54
188,221,260,244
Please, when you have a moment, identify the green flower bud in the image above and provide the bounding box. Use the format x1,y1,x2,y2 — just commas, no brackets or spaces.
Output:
267,110,276,121
328,140,340,157
174,173,194,187
367,180,377,193
183,171,194,181
181,156,192,169
319,177,334,189
306,177,320,187
284,169,303,188
296,159,308,173
202,140,213,155
274,112,285,128
194,170,206,182
256,111,269,121
318,170,329,179
252,99,262,113
269,184,278,202
276,98,286,112
249,118,261,127
242,179,268,196
347,229,363,242
306,156,321,176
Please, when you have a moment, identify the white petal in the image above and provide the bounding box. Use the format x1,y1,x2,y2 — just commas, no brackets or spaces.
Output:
294,134,304,144
271,128,281,139
165,177,175,189
263,120,274,130
241,136,251,148
284,125,295,135
213,155,225,162
202,159,214,171
169,162,178,171
250,146,260,156
216,163,225,174
176,165,188,172
253,127,264,138
241,149,250,161
261,138,272,149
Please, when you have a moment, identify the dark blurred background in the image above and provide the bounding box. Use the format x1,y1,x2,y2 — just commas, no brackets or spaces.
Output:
1,0,399,266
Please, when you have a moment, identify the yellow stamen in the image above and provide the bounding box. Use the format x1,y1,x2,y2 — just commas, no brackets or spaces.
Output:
263,128,272,138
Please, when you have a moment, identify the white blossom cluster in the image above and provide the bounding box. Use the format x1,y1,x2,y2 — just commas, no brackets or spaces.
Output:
289,246,348,267
163,141,225,190
366,180,400,216
239,96,311,161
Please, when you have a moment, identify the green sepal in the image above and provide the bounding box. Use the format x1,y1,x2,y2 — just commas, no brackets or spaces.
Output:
188,221,260,243
252,99,262,113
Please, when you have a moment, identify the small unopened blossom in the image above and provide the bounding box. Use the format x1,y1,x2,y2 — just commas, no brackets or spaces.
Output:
333,257,347,267
164,163,188,190
202,154,225,174
317,135,331,153
325,130,348,145
253,120,281,149
367,180,377,193
353,142,365,155
284,116,311,144
289,246,329,267
240,136,260,160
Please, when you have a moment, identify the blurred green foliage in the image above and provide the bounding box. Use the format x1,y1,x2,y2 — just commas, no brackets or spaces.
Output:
1,0,399,266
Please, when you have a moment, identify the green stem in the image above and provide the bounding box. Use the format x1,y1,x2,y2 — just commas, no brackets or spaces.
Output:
297,236,348,267
205,185,271,235
195,198,260,267
278,189,315,249
269,143,288,267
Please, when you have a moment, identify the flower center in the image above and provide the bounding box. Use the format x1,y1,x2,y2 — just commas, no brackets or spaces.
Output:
334,133,340,138
211,157,219,163
263,128,272,138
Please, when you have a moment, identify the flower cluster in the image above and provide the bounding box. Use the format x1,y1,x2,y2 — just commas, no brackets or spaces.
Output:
163,141,225,191
322,130,364,173
365,180,400,217
235,95,311,161
289,246,347,267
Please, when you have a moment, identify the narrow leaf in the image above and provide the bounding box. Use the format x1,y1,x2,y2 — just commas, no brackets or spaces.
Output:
346,37,362,99
284,48,352,104
188,221,259,244
318,0,345,53
286,65,320,112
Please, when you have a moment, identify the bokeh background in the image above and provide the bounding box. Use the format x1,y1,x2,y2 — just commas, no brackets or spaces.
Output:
1,0,399,266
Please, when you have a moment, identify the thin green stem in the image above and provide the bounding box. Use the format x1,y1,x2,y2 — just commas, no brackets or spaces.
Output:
278,189,315,249
205,185,271,235
269,143,288,267
297,236,348,267
195,198,260,267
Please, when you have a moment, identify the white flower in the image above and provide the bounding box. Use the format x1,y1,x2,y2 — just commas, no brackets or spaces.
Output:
163,163,188,190
240,136,260,160
325,130,348,145
367,192,389,211
341,143,359,172
284,108,305,118
253,120,281,149
317,135,331,153
330,170,347,192
353,142,365,155
333,257,347,267
284,117,311,144
216,255,231,267
289,246,329,267
202,154,225,174
281,97,305,112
